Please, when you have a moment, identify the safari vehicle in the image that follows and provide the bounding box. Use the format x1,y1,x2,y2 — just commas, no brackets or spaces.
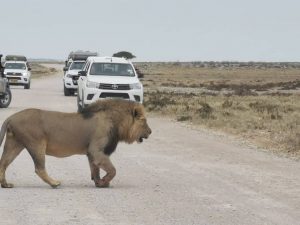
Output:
77,56,143,112
63,51,98,96
4,55,31,89
0,55,12,108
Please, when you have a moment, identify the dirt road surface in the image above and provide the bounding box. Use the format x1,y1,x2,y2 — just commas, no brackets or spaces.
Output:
0,65,300,225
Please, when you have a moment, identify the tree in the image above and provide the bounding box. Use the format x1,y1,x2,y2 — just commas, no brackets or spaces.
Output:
112,51,136,60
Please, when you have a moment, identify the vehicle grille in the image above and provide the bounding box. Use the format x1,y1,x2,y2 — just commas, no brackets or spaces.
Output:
100,93,130,99
8,77,21,80
99,83,130,90
7,72,22,76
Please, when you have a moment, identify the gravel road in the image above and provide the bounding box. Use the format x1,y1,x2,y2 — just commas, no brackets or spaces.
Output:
0,65,300,225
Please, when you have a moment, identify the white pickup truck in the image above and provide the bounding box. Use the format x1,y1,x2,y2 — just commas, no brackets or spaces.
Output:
63,51,98,96
77,56,143,112
3,55,31,89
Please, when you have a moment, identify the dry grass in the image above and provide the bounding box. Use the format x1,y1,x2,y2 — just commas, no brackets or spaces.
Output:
137,62,300,90
137,62,300,157
30,63,58,78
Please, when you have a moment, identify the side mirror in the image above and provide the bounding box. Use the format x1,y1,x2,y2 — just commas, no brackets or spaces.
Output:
28,67,32,71
78,71,87,76
63,67,69,72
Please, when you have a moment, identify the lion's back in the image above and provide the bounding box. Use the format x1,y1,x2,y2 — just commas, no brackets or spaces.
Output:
8,109,45,139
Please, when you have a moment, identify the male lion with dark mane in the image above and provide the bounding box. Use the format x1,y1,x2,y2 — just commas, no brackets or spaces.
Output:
0,99,151,188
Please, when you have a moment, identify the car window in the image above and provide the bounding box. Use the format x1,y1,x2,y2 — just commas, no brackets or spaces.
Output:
70,62,85,70
89,63,135,77
5,63,26,70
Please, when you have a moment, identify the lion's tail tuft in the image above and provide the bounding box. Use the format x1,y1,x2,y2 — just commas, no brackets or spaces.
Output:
0,119,9,147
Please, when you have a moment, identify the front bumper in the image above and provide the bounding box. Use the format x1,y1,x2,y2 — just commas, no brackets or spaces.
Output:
82,87,143,105
6,75,30,85
64,76,79,89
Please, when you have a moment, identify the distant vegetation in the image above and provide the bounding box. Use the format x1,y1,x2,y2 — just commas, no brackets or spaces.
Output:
112,51,136,60
163,61,300,69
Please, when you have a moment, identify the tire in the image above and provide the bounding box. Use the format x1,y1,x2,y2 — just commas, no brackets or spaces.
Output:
64,85,71,96
24,81,31,89
0,88,12,108
70,89,75,96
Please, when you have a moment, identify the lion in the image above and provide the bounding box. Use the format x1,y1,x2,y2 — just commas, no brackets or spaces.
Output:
0,99,151,188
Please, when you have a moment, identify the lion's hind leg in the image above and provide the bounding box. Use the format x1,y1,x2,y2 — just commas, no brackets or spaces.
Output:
27,143,61,188
0,135,24,188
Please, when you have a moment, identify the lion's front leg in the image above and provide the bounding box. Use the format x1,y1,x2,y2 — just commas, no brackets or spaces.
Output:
87,154,100,181
95,157,116,188
89,151,116,188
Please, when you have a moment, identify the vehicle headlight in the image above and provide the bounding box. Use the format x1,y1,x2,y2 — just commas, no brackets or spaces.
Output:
130,82,142,89
66,74,72,78
22,72,28,76
86,81,100,88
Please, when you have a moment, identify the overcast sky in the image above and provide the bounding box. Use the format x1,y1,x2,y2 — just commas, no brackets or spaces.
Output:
1,0,300,61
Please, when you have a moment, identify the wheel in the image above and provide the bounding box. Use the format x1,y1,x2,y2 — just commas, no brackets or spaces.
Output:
24,81,31,89
0,88,12,108
64,85,71,96
70,89,75,96
77,91,83,112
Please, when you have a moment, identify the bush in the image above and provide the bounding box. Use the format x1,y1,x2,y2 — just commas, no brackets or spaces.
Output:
177,115,192,121
197,102,213,119
144,91,176,111
249,101,281,119
222,99,233,108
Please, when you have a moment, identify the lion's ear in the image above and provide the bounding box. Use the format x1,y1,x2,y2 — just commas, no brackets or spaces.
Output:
133,106,144,119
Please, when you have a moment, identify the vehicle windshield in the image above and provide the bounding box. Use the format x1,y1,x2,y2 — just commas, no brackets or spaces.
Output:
89,63,135,77
70,61,85,70
5,63,26,70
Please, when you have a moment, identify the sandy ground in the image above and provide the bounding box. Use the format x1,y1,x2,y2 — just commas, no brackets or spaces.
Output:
0,65,300,225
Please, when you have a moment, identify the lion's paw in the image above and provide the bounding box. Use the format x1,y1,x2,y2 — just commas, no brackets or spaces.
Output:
50,181,61,189
95,179,110,188
1,183,14,188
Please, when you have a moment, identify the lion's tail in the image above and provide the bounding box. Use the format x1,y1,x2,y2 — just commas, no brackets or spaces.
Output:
0,118,9,147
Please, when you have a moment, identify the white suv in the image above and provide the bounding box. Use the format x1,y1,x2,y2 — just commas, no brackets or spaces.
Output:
63,60,85,96
77,57,143,111
4,61,31,89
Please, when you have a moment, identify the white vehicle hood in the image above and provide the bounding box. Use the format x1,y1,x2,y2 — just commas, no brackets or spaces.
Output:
67,70,81,76
87,75,140,84
4,69,27,73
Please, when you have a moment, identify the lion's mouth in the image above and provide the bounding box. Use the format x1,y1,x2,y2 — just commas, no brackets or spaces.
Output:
137,136,148,143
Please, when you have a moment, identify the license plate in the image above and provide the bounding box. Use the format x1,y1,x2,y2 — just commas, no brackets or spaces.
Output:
107,97,122,100
10,79,18,83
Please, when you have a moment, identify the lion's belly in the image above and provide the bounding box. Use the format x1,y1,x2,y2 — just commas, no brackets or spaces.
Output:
46,143,87,158
44,132,89,157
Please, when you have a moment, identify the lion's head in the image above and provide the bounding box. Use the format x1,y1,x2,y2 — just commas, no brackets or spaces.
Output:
81,99,152,144
127,105,152,144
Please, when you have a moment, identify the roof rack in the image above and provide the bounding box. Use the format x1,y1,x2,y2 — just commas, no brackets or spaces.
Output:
5,55,27,62
68,51,98,61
